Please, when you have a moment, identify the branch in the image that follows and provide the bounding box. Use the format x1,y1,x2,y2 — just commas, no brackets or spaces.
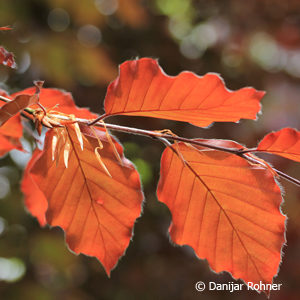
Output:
0,95,299,187
48,113,300,187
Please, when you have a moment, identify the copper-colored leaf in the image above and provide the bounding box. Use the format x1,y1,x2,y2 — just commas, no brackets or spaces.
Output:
257,128,300,162
157,141,285,292
21,149,47,226
0,134,20,157
0,81,43,127
0,113,22,138
28,124,143,275
0,26,12,31
0,91,23,156
103,58,264,127
0,46,16,68
11,87,98,120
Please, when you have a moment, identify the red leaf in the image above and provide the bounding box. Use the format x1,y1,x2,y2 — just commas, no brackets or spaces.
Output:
157,140,285,293
103,58,264,127
0,26,12,31
0,81,43,127
28,124,143,275
0,134,20,156
257,128,300,162
0,90,23,156
11,88,98,120
0,46,16,68
21,149,47,226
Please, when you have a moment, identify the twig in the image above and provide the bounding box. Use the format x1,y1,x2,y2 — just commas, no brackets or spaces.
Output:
0,95,299,187
240,154,300,187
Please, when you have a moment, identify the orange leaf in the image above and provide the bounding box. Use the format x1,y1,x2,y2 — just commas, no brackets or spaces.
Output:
0,90,23,156
103,58,264,127
0,46,16,68
0,113,23,138
0,26,12,31
11,88,98,120
21,149,47,226
0,81,43,127
157,141,285,293
29,124,143,275
257,128,300,162
0,134,21,157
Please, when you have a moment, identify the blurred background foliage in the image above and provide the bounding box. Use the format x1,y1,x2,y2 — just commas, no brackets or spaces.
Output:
0,0,300,299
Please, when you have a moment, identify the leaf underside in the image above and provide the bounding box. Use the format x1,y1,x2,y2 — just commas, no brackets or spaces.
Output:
157,141,286,292
257,128,300,162
104,58,264,127
27,124,144,275
21,149,48,226
11,87,98,120
0,91,23,156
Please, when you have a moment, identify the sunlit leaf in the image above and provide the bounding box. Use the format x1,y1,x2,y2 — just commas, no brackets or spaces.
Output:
103,58,264,127
157,140,285,293
26,124,143,275
0,26,12,31
21,149,48,226
0,81,43,127
11,87,98,120
0,91,23,156
257,128,300,162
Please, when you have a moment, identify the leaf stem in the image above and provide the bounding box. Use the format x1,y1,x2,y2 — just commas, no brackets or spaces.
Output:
240,154,300,187
87,114,107,126
1,96,299,187
51,114,300,187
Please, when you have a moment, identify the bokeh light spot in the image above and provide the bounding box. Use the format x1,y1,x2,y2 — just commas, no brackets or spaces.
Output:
10,138,32,169
0,175,10,199
0,217,6,235
48,8,70,32
0,258,26,282
77,25,102,47
95,0,118,16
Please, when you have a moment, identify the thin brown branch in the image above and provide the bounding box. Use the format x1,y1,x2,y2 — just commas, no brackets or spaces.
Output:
88,114,107,126
240,153,300,187
0,96,299,187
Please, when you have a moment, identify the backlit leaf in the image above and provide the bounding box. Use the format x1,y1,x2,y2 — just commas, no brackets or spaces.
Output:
0,81,43,127
0,90,23,156
103,58,264,127
27,124,143,275
0,134,21,157
257,128,300,162
11,87,98,120
157,140,285,292
0,26,12,31
21,149,47,226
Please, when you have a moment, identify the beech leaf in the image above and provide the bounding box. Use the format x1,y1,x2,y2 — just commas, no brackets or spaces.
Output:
0,90,23,156
157,140,286,293
103,58,264,127
257,128,300,162
21,149,48,226
0,26,12,31
26,124,144,275
0,81,43,127
0,134,22,157
10,87,98,120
